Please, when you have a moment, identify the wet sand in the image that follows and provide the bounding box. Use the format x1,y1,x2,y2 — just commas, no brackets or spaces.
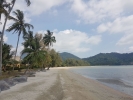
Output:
0,67,133,100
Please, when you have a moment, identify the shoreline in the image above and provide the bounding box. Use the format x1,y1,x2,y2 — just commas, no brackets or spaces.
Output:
0,67,133,100
66,66,133,97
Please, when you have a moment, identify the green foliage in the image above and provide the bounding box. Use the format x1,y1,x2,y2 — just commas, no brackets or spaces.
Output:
2,43,14,65
23,31,34,48
43,30,56,47
22,35,46,67
83,52,133,65
49,49,62,67
6,9,33,71
43,52,51,68
63,58,90,66
25,0,31,6
7,10,34,36
21,32,61,69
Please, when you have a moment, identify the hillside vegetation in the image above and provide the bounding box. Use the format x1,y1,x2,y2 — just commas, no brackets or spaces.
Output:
59,52,89,66
63,58,90,66
83,52,133,65
59,52,80,60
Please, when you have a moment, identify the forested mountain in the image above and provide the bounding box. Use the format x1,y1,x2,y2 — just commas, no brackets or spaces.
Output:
83,52,133,65
59,52,81,60
59,52,89,66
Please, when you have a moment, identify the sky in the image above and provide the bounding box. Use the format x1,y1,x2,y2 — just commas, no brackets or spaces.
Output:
0,0,133,58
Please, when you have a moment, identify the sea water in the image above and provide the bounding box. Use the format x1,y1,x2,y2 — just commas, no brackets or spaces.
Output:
70,65,133,96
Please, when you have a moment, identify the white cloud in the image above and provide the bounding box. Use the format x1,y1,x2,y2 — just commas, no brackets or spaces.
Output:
49,9,58,16
52,29,101,53
75,48,90,53
14,0,66,16
0,15,14,30
70,0,133,23
116,34,133,46
97,15,133,46
76,20,81,24
3,35,8,42
97,15,133,34
86,35,102,45
0,34,8,43
11,45,24,56
97,23,111,33
129,46,133,52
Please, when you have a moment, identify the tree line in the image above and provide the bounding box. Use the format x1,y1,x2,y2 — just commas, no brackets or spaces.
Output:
0,0,63,74
0,0,89,75
62,58,90,66
0,0,32,75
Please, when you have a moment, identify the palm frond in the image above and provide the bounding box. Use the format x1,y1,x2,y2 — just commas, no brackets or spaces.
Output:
11,0,16,4
24,23,34,30
6,22,20,33
8,15,18,21
0,6,8,20
21,48,34,55
25,0,31,6
22,26,28,37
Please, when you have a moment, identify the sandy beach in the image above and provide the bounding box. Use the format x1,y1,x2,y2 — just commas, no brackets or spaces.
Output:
0,67,133,100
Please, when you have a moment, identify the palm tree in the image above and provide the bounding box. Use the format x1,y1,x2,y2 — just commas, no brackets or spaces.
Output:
22,37,46,74
43,30,56,50
42,52,51,70
0,0,31,74
23,31,34,48
6,9,33,70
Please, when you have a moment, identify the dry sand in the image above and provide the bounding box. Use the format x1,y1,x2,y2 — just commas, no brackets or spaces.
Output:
0,67,133,100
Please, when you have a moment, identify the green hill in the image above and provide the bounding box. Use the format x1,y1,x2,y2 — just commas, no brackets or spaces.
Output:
82,52,133,65
59,52,81,60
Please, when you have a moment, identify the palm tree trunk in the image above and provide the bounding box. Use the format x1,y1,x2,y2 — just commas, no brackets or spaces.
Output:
0,0,16,75
48,45,50,51
0,40,2,75
0,18,8,75
13,33,20,71
47,66,50,70
24,65,30,74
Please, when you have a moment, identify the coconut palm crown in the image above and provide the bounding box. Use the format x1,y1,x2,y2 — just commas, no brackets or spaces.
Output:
22,37,46,67
0,0,31,74
7,10,34,36
43,30,56,48
6,9,33,70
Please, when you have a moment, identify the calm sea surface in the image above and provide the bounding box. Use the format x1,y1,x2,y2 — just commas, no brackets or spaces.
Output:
70,65,133,96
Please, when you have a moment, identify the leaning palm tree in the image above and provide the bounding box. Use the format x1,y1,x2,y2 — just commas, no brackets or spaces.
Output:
43,30,56,51
0,0,31,75
6,9,33,70
22,37,46,74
